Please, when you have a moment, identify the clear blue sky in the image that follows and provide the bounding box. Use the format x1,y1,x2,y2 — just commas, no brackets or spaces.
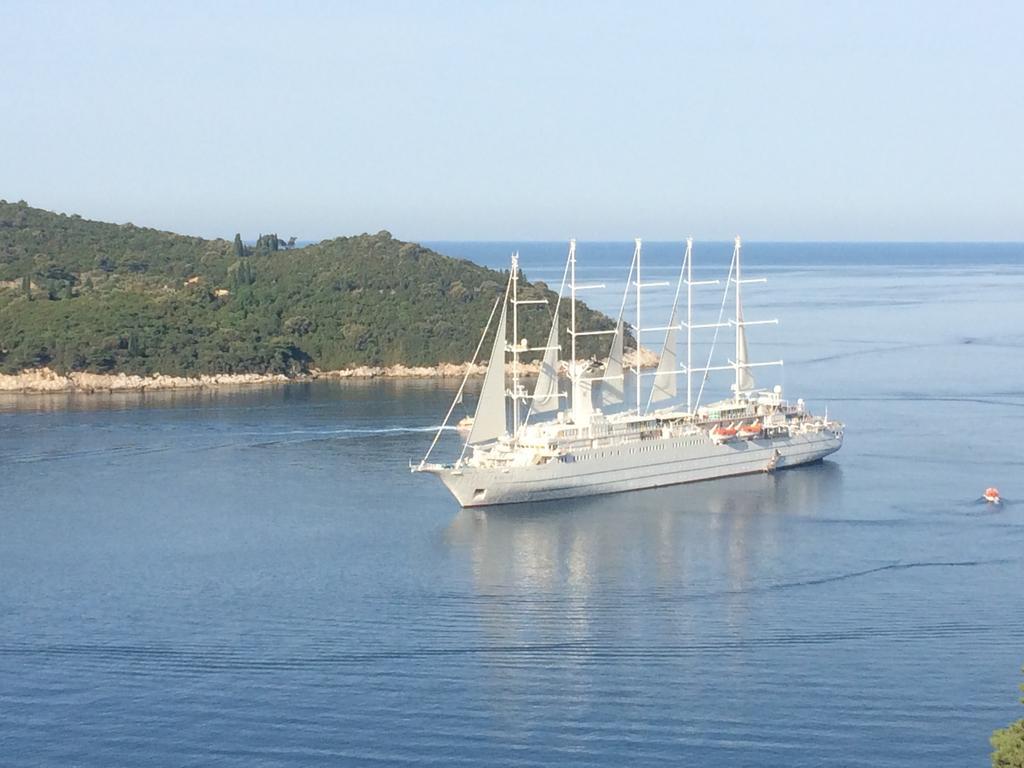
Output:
3,1,1022,241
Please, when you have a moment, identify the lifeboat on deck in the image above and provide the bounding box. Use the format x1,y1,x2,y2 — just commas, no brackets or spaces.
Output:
710,425,737,444
738,421,763,439
983,487,1001,504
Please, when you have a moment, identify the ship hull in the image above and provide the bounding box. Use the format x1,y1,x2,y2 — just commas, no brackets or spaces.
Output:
430,431,842,508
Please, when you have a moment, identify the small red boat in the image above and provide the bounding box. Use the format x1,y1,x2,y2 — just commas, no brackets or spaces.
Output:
983,487,1001,504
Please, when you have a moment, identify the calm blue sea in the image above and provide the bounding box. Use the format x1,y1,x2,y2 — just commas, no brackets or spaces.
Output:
2,242,1023,767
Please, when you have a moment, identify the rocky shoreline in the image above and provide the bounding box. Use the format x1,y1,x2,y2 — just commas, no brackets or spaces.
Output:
0,349,659,394
0,368,293,394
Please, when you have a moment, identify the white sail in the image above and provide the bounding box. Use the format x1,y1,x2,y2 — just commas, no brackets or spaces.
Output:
736,305,756,392
649,310,678,405
531,314,560,414
600,320,625,409
467,302,508,444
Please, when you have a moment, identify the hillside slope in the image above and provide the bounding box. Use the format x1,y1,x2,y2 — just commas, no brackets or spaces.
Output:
0,201,620,375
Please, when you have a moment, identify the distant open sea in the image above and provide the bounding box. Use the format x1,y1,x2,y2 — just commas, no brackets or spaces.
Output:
2,242,1023,767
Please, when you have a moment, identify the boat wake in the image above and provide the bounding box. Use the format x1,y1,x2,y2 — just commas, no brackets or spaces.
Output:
1,426,455,463
246,425,456,449
762,559,1013,591
248,425,453,438
3,610,1018,671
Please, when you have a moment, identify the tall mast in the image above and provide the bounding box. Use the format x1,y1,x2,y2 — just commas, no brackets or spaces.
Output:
569,239,577,397
685,236,693,414
634,237,642,413
509,252,550,433
566,240,612,424
726,235,780,398
511,251,520,435
734,236,742,397
681,239,721,415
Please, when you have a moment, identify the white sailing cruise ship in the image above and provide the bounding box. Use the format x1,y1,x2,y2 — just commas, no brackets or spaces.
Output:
414,237,843,507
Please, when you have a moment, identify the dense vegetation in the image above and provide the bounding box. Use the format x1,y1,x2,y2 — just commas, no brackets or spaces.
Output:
992,667,1024,767
0,201,621,376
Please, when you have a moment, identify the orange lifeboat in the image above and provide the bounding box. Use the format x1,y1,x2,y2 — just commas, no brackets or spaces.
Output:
983,487,1001,504
710,425,737,444
738,421,763,438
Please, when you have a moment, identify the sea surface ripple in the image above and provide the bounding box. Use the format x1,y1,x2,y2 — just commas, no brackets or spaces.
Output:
2,243,1024,766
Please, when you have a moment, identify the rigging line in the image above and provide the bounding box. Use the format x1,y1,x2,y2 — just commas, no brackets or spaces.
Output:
645,243,689,413
523,249,572,427
458,272,514,464
694,250,736,411
617,248,637,324
418,294,502,470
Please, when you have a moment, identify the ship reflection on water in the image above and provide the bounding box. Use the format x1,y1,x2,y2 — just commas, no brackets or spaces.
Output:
445,461,844,599
441,462,844,720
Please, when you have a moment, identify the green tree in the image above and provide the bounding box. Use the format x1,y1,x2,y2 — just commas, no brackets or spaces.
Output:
284,315,314,337
992,667,1024,767
229,259,255,288
127,332,141,357
255,233,280,253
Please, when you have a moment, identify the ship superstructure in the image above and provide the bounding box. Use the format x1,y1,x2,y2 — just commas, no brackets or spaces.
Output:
415,238,843,507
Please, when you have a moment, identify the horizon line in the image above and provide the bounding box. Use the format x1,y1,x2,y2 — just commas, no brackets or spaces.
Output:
420,238,1024,245
4,199,1023,247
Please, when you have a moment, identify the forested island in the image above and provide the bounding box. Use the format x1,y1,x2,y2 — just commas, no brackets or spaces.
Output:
0,201,622,387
